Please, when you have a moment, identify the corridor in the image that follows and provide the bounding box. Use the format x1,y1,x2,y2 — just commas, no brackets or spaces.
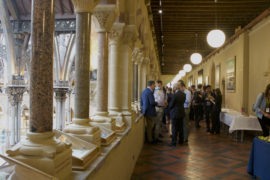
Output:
132,122,252,180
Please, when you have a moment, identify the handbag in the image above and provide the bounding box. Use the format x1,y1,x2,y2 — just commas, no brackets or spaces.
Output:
252,93,264,112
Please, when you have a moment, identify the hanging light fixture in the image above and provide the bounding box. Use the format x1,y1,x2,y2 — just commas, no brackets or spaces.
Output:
207,30,225,48
183,64,192,72
207,0,226,48
179,70,186,77
190,53,202,65
190,33,202,65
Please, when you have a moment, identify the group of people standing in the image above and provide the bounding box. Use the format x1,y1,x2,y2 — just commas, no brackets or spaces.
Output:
141,79,223,147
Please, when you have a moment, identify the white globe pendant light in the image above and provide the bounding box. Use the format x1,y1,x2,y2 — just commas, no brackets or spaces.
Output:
190,53,202,65
183,64,192,72
207,29,226,48
179,70,186,77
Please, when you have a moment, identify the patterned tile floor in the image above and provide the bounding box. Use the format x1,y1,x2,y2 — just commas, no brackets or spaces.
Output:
132,121,255,180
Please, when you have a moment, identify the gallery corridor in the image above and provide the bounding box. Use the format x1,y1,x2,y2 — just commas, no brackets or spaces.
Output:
132,122,252,180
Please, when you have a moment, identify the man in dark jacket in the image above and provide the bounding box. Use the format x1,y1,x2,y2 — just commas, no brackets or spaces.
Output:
141,81,157,143
169,83,186,146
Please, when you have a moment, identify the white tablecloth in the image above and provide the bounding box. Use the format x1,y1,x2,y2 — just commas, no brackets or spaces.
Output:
220,108,262,133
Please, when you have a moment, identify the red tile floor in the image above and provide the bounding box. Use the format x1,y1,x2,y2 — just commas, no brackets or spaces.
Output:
132,121,255,180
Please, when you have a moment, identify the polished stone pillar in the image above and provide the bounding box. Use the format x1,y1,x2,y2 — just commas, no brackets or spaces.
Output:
6,1,72,179
91,5,117,132
64,0,101,146
5,76,26,145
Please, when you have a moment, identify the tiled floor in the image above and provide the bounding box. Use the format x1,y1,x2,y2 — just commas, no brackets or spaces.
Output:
132,121,255,180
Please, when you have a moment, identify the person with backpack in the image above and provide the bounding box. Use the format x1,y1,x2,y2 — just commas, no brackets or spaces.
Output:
254,84,270,137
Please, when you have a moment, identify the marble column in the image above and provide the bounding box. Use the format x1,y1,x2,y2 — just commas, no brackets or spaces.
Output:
108,25,137,128
64,0,102,147
91,5,117,132
5,76,26,145
54,81,69,131
137,54,144,102
6,0,72,179
108,23,126,131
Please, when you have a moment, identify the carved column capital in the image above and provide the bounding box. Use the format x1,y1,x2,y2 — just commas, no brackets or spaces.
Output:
109,23,125,45
72,0,101,13
54,81,69,102
122,25,138,48
5,86,26,106
93,5,118,33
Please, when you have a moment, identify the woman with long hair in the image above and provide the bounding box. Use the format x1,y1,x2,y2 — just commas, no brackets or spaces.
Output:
254,84,270,137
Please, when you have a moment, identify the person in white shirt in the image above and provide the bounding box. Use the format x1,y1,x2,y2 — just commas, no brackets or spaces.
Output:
153,80,167,142
178,80,191,143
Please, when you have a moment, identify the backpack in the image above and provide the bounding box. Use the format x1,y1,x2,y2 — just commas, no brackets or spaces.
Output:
252,93,264,112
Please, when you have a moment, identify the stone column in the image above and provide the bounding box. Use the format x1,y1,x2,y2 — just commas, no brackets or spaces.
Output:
134,62,138,102
108,23,126,131
137,54,144,102
54,81,69,131
108,25,137,128
91,5,117,131
6,0,72,179
64,0,102,147
5,76,26,145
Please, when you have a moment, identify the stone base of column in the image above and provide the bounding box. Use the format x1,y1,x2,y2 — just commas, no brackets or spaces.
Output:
91,112,116,131
109,112,126,132
122,110,135,128
63,118,101,147
6,132,72,180
131,101,139,114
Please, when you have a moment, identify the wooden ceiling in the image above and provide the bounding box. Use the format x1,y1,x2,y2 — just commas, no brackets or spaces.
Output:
150,0,270,74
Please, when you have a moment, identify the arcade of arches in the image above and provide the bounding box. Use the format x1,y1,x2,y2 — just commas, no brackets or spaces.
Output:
0,0,269,179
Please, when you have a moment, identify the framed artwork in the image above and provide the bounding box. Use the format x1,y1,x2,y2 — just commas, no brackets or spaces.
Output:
226,57,236,92
215,64,221,88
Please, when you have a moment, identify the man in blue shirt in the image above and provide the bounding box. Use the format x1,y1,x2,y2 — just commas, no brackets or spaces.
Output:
141,81,157,143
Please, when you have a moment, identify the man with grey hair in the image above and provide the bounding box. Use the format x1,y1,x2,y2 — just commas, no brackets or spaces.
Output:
168,83,186,146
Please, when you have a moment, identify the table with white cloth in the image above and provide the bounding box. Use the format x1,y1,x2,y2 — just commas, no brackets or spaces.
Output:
220,108,262,142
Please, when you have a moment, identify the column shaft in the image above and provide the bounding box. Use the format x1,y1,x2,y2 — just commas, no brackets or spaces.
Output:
108,41,121,111
74,13,91,119
96,32,108,114
30,0,55,133
134,63,138,101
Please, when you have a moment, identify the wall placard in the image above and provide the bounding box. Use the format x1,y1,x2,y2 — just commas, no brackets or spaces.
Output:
215,64,221,88
226,57,236,92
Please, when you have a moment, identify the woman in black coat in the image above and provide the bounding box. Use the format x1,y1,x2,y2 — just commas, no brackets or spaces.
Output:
211,88,222,134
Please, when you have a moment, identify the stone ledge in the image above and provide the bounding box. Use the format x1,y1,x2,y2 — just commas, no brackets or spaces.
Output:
72,115,144,180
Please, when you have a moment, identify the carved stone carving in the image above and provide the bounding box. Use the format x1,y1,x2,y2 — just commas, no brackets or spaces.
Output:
93,5,118,33
122,25,138,48
109,23,125,45
5,85,26,106
72,0,101,13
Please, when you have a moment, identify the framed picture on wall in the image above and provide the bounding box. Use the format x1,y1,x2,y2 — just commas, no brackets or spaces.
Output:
226,57,236,92
215,64,221,88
